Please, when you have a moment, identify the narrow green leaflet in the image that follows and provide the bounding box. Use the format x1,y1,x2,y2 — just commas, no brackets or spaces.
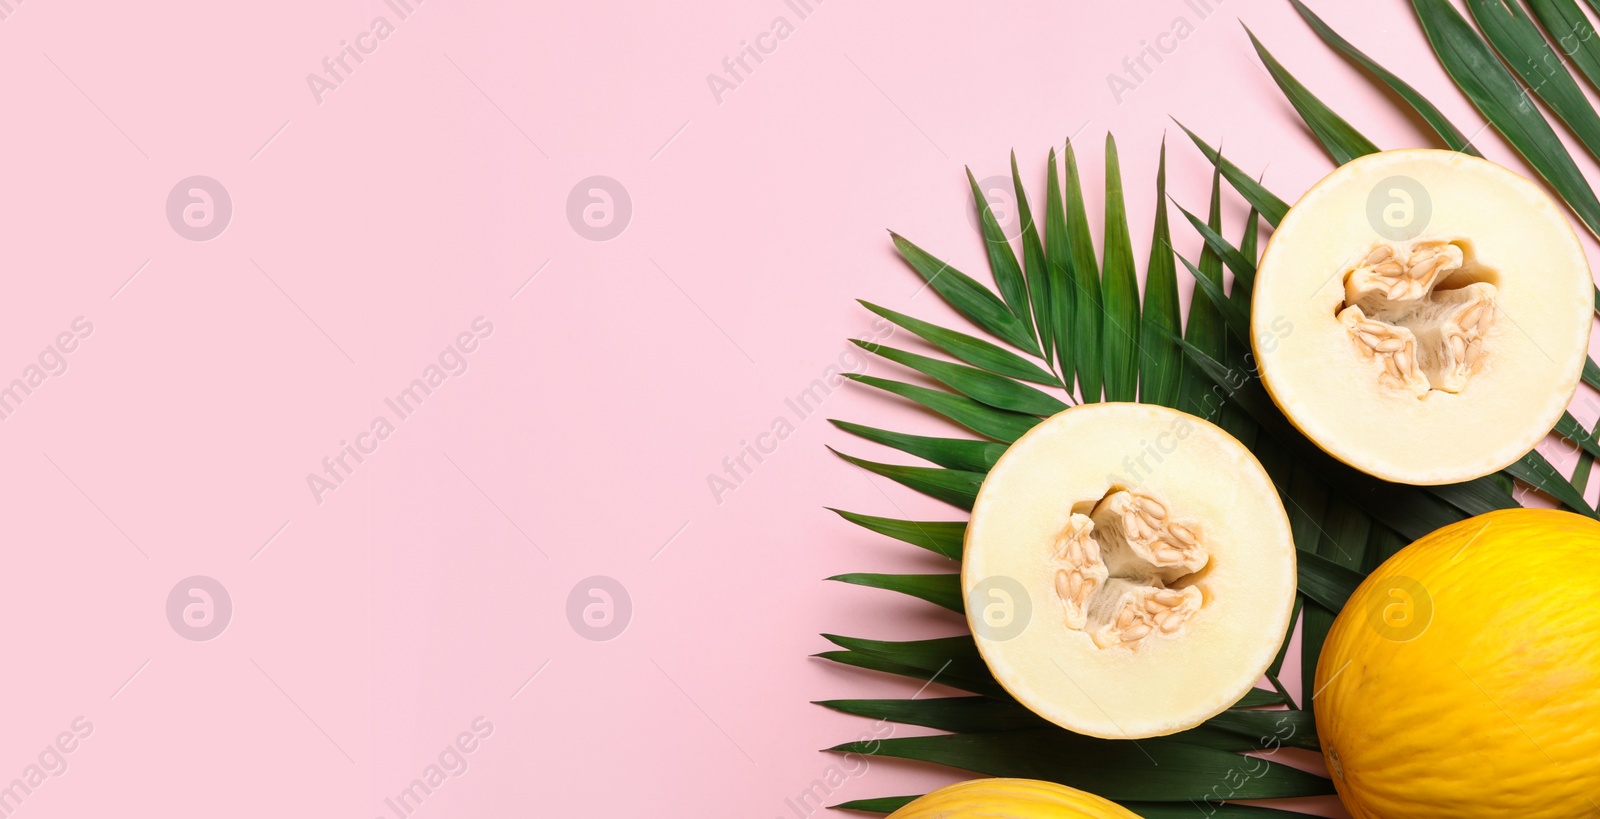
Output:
1298,550,1366,612
817,697,1046,733
1463,0,1600,336
1507,449,1598,516
813,650,1006,699
1046,149,1079,388
828,731,1335,801
1140,140,1184,407
1012,151,1056,365
890,232,1042,354
821,694,1287,738
829,449,983,509
827,573,963,612
1176,203,1257,293
1301,495,1370,704
1572,413,1600,496
831,795,918,814
1178,253,1251,345
1239,203,1260,265
1177,161,1232,420
827,509,965,559
1204,709,1320,752
1527,0,1600,95
1102,134,1142,402
1235,688,1291,708
1555,411,1600,459
1464,0,1600,164
1412,0,1600,239
1246,26,1380,164
1175,123,1289,226
1063,143,1105,401
858,301,1062,386
1290,0,1482,155
853,340,1069,416
1268,599,1302,707
967,167,1037,341
1429,473,1520,517
829,420,1005,473
845,374,1041,442
822,634,994,689
1231,203,1263,454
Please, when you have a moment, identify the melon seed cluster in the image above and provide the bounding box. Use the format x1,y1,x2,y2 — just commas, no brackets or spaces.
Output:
1052,490,1207,649
1337,241,1498,396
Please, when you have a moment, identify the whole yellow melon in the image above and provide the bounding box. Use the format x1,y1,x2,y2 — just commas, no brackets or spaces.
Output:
887,778,1139,818
1315,508,1600,817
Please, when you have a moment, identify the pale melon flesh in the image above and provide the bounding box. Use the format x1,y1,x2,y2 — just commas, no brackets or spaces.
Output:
1253,149,1593,485
963,403,1297,739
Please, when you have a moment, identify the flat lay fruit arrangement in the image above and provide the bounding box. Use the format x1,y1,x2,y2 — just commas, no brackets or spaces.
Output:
817,2,1600,817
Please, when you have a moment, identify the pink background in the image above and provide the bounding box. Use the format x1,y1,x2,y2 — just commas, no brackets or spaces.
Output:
3,0,1595,816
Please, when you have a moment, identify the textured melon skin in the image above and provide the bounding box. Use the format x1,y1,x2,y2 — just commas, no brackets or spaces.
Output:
1316,509,1600,818
888,778,1141,818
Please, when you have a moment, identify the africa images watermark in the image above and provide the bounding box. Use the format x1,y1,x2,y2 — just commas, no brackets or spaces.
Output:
378,716,494,819
0,717,93,816
306,316,494,505
305,0,426,105
1106,0,1226,104
705,0,824,104
0,0,28,23
0,316,94,422
706,315,895,505
775,716,893,819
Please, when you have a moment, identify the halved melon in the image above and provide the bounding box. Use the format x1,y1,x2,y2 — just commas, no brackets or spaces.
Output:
963,403,1296,739
1253,149,1593,485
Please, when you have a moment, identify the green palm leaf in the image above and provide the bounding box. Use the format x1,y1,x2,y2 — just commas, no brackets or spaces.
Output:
1063,143,1105,400
967,167,1038,343
1046,148,1079,390
1140,139,1183,408
1102,134,1142,402
1290,0,1482,155
1526,0,1600,93
844,374,1040,442
1411,0,1600,239
826,573,963,612
1175,122,1289,225
890,232,1042,354
1464,0,1600,163
1245,26,1380,164
1013,152,1057,367
828,449,983,510
859,301,1062,386
853,340,1068,416
830,420,1005,472
827,731,1335,801
828,508,964,559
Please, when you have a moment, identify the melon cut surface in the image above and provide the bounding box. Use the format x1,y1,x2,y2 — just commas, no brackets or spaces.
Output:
963,403,1296,739
1253,149,1593,485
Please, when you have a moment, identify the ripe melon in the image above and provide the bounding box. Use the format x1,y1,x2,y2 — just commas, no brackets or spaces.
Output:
963,403,1297,739
887,778,1140,818
1315,508,1600,818
1253,149,1592,485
